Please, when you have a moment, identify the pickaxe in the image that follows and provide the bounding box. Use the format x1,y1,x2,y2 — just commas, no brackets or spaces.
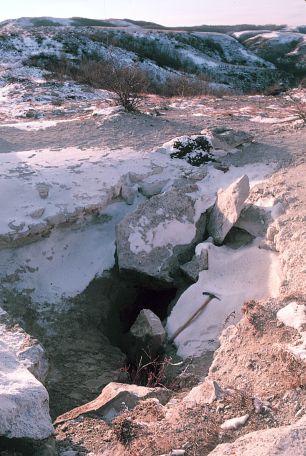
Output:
169,291,221,343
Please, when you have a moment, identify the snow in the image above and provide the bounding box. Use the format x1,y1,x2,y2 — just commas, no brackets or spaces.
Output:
0,201,139,303
3,120,58,131
129,220,197,255
250,115,300,124
167,238,281,358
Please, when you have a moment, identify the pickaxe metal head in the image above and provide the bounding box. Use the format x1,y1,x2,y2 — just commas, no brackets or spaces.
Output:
202,291,221,301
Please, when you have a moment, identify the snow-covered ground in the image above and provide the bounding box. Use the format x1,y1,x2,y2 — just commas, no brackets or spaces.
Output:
167,237,281,358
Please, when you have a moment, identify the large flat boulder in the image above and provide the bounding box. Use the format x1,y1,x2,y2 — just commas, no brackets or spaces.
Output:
209,415,306,456
207,175,250,245
116,186,211,285
0,309,53,440
55,382,171,424
207,127,254,151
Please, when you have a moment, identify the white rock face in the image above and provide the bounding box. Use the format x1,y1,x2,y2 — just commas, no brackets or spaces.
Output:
207,175,250,245
210,415,306,456
0,309,53,439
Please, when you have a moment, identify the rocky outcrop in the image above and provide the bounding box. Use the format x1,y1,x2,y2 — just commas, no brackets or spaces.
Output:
116,186,209,285
207,175,250,245
55,382,171,424
209,415,306,456
0,308,53,440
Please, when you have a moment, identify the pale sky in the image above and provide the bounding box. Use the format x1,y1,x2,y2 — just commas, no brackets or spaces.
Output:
0,0,305,26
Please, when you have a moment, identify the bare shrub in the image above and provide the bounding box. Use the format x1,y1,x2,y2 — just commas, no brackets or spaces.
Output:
160,74,210,97
121,353,174,388
106,62,149,112
45,56,149,112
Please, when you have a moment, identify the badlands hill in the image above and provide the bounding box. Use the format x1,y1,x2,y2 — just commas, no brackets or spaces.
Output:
0,17,305,94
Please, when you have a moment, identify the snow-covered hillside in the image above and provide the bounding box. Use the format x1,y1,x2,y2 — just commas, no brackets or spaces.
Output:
234,30,306,74
0,17,298,94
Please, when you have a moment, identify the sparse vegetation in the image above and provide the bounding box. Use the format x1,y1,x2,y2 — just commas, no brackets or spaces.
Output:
171,136,215,166
122,354,174,388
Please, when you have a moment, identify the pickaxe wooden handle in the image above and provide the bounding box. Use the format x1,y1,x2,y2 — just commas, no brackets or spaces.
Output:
169,291,220,343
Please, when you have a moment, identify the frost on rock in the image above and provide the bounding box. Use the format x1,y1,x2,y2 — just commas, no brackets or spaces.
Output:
116,185,210,285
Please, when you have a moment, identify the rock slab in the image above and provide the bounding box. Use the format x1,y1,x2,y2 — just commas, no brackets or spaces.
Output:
207,175,250,245
127,309,166,361
55,382,171,424
116,186,208,284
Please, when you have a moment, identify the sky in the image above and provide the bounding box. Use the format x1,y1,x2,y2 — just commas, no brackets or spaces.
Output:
0,0,305,26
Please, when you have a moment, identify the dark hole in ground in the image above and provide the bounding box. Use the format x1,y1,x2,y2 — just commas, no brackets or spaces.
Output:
0,437,54,456
118,286,178,333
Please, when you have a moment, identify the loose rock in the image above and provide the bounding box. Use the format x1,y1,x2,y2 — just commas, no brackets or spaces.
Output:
207,175,250,245
55,382,171,424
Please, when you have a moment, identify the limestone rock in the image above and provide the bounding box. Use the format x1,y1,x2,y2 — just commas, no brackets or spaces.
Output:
30,208,45,219
235,204,271,237
0,309,53,439
55,382,171,424
0,309,48,382
140,180,167,197
208,127,254,150
220,414,249,430
210,415,306,455
116,186,209,284
180,249,208,282
128,309,166,361
207,175,250,245
121,183,138,205
36,183,50,199
183,379,225,406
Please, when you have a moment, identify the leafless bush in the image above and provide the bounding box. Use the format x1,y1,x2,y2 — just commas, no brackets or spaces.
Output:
121,353,174,388
73,59,149,111
160,74,209,97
